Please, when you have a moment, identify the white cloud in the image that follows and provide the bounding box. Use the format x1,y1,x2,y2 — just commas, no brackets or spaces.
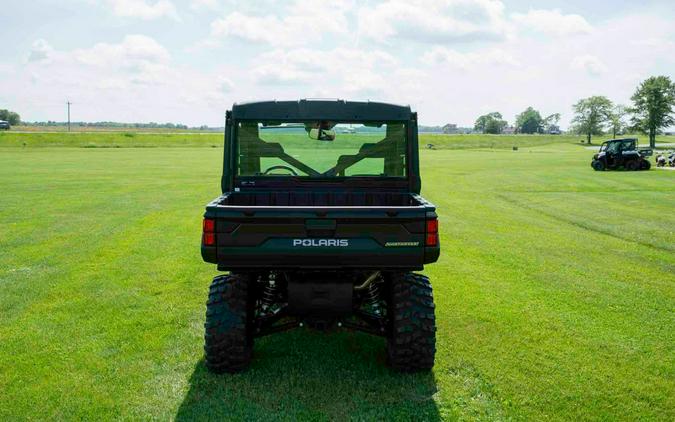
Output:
511,9,592,36
107,0,179,20
24,38,181,108
17,35,241,124
191,0,219,10
64,35,172,86
27,39,54,63
210,12,292,46
422,46,520,68
73,35,170,68
250,47,398,88
343,70,387,97
244,46,419,101
252,64,314,86
629,37,675,53
251,48,338,85
570,54,608,76
207,0,352,47
219,77,234,93
357,0,510,44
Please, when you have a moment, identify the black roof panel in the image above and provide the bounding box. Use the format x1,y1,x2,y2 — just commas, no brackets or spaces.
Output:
604,138,637,143
231,99,412,121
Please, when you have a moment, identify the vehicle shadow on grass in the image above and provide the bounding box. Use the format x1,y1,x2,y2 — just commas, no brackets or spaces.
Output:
175,329,440,421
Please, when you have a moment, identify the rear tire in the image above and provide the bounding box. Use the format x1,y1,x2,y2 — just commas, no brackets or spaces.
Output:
386,272,436,372
641,159,651,170
204,274,254,373
626,160,639,171
592,160,605,171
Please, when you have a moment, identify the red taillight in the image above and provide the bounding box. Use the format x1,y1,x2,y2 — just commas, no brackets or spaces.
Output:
202,218,215,246
202,232,215,246
425,218,438,247
203,218,215,233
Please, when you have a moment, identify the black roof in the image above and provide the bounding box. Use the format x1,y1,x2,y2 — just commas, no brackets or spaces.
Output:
231,99,412,121
604,138,637,143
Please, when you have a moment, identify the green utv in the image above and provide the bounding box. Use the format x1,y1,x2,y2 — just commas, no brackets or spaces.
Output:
591,138,652,171
200,100,440,373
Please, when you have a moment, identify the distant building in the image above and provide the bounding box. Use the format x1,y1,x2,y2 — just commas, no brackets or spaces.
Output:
503,126,516,134
548,125,561,135
442,123,458,134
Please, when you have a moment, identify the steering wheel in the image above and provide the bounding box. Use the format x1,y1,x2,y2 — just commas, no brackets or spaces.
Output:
263,165,298,176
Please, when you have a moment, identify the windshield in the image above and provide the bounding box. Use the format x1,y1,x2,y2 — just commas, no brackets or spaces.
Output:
236,121,407,178
607,142,621,154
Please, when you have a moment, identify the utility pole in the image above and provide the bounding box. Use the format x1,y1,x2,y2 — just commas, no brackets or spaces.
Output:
67,101,71,132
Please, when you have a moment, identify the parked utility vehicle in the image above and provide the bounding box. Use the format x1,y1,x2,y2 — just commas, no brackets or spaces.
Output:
201,100,440,373
591,138,651,171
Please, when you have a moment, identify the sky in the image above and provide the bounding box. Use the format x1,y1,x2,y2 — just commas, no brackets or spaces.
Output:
1,0,674,128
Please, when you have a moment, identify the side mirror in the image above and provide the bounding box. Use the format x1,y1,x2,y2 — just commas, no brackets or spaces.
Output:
309,128,336,141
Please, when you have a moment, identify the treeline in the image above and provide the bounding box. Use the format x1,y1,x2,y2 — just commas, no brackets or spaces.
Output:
474,75,675,147
474,110,561,135
23,121,193,130
571,76,675,146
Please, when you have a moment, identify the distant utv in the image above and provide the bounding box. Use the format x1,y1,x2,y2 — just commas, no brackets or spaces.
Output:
591,138,651,171
0,120,10,130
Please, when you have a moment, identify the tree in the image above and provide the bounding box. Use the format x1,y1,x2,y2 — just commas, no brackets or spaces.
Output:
474,112,507,134
0,109,21,125
628,76,675,148
542,113,561,133
571,96,613,144
608,105,627,138
515,107,543,134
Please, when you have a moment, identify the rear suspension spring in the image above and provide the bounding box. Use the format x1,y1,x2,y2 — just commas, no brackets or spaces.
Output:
260,272,278,314
366,280,383,316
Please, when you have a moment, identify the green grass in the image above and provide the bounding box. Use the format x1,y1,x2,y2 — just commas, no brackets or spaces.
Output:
4,131,671,150
10,125,220,133
421,133,586,149
0,137,673,420
0,131,224,148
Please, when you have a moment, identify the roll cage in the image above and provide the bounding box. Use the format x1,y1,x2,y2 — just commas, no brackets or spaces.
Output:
221,100,421,193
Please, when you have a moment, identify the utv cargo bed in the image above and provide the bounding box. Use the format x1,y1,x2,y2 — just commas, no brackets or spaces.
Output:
202,192,438,270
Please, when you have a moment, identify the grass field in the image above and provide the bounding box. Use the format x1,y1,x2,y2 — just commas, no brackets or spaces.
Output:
9,125,221,133
3,130,674,152
0,134,673,420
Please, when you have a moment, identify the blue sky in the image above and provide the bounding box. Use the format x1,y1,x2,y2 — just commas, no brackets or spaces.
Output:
1,0,674,127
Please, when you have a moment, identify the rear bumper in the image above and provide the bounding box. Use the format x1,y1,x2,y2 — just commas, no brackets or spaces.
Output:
202,243,439,271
